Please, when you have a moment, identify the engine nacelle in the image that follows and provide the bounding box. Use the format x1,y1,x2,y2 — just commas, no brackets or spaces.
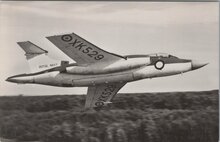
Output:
66,57,150,75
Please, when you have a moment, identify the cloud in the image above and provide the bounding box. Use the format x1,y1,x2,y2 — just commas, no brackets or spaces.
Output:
1,2,218,26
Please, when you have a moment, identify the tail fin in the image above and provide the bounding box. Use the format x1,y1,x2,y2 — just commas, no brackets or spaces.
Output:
17,41,60,73
17,41,48,60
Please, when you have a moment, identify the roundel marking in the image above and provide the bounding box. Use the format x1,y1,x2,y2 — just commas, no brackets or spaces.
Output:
61,35,72,42
155,60,165,70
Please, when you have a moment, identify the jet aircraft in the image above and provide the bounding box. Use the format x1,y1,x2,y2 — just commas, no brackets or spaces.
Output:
6,33,208,108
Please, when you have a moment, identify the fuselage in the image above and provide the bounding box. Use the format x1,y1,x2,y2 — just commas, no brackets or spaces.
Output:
6,53,207,87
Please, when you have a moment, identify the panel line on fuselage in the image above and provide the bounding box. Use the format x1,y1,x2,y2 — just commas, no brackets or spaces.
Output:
7,63,78,79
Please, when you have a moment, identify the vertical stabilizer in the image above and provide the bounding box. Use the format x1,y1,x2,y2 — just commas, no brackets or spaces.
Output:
17,41,60,73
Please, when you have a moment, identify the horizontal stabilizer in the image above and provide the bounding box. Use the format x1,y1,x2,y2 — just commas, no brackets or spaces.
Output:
17,41,48,60
17,41,61,73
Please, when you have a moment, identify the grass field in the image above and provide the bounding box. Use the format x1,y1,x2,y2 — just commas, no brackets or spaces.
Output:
0,90,218,142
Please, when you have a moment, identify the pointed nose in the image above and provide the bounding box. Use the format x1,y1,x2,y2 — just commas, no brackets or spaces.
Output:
6,77,16,83
191,60,208,70
6,75,34,84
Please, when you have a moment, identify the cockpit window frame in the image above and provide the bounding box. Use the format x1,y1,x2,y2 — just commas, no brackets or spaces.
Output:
124,53,178,59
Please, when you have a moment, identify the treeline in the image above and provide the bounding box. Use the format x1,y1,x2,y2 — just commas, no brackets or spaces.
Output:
0,90,218,142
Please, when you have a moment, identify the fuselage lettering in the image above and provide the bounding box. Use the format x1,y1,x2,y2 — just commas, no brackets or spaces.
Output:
39,64,48,68
50,63,58,67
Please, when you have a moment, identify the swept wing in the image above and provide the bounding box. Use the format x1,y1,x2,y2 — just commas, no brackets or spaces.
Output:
47,33,126,65
85,83,126,108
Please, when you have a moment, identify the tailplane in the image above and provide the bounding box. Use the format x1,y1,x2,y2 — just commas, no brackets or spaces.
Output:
17,41,61,73
17,41,48,60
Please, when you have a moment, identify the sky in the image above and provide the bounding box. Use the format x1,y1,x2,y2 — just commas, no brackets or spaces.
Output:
0,2,219,96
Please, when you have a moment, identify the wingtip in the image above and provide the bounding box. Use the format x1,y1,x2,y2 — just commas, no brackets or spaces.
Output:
46,32,76,38
45,36,51,39
17,41,29,44
45,36,54,41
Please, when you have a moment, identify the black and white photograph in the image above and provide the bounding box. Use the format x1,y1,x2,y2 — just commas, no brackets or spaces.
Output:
0,1,219,142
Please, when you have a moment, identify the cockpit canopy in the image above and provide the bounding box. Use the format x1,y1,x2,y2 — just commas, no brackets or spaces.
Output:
148,53,178,58
125,53,178,59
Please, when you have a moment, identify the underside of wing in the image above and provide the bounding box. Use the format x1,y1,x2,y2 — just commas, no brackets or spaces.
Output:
47,33,126,66
85,83,126,108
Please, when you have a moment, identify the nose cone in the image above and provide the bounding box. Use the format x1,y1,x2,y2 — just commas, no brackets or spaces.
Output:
6,77,17,83
6,75,34,84
191,60,208,70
